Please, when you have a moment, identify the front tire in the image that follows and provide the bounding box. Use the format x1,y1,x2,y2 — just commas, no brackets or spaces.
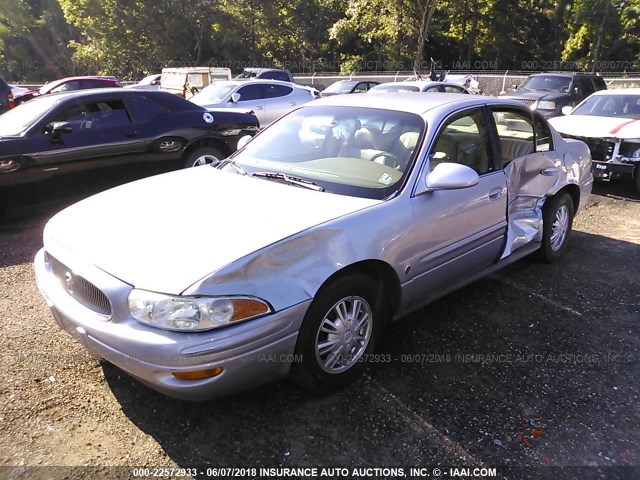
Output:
183,147,224,168
290,274,385,393
535,192,574,263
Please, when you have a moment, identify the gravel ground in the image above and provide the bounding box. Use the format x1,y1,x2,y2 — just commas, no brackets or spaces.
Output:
0,180,638,480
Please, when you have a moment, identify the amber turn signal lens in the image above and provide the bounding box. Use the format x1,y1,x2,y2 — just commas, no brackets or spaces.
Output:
172,367,224,380
230,299,270,323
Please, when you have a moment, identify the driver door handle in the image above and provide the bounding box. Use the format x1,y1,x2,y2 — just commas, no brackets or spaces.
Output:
488,187,504,201
541,167,559,176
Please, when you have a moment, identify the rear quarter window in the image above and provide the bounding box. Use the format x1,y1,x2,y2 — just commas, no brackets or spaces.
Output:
593,76,607,91
126,97,167,122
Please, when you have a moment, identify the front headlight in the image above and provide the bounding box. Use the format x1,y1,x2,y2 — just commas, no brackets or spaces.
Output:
128,289,271,332
533,101,557,110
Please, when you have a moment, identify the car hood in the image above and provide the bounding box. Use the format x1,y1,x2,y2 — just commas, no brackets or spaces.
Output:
44,167,379,294
549,115,640,139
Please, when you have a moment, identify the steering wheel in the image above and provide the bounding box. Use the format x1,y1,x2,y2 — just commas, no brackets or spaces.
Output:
369,151,402,170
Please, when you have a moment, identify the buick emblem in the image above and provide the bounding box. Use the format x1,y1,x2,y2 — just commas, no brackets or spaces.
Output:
64,271,75,294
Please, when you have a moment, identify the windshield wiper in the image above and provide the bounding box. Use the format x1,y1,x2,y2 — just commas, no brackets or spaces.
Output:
252,171,324,191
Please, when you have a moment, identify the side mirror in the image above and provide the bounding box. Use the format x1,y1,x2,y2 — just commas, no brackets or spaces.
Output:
424,163,479,191
230,93,241,104
45,121,73,140
44,122,73,143
236,135,253,150
512,84,518,90
561,105,573,116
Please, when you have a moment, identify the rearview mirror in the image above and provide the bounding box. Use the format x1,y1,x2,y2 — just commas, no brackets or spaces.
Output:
230,93,241,103
424,163,479,191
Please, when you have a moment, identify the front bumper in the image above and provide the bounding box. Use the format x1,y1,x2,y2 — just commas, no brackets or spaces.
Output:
591,160,636,181
34,248,309,401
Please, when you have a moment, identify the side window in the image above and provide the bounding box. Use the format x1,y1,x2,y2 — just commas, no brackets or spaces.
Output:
533,113,554,152
424,86,442,92
263,84,293,99
593,76,607,91
51,100,131,130
574,77,595,97
272,72,291,82
491,109,535,164
354,83,368,93
443,85,465,93
236,84,262,101
126,97,167,122
52,81,80,93
430,109,493,175
79,80,107,89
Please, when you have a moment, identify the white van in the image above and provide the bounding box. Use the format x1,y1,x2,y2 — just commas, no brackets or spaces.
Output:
160,67,232,99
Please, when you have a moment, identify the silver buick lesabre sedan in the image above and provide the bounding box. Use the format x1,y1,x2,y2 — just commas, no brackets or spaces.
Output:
35,94,593,400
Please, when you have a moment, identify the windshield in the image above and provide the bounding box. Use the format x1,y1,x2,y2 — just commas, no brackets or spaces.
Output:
190,83,236,105
519,75,571,93
228,105,425,199
572,94,640,118
0,95,59,136
324,81,357,94
369,84,420,94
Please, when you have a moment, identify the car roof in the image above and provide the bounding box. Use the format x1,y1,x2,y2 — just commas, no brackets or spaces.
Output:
206,79,303,88
371,80,467,89
588,88,640,96
41,76,118,92
309,92,526,115
44,76,118,86
531,72,600,78
30,88,196,108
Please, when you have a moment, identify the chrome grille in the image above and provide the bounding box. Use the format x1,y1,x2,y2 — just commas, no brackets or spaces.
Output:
511,98,536,106
45,252,112,316
561,134,615,161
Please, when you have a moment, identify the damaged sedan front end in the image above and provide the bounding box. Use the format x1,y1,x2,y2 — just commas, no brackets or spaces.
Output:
549,88,640,193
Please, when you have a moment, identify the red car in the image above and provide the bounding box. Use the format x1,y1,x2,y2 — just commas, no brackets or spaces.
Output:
14,76,121,105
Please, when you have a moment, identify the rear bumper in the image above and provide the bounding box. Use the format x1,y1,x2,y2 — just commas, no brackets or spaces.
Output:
34,248,309,400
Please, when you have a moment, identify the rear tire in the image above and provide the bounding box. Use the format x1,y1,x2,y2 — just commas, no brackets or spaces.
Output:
290,273,385,394
183,147,224,168
534,192,574,263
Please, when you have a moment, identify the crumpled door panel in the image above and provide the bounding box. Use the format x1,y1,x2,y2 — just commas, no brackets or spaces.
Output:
501,152,564,258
